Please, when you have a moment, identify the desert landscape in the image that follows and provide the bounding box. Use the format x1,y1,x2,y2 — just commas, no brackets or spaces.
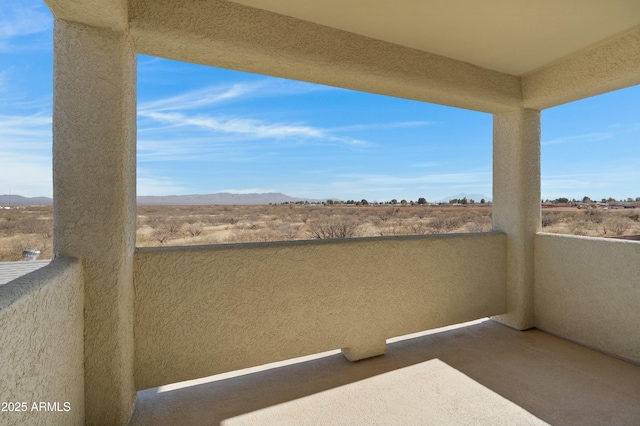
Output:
1,202,639,261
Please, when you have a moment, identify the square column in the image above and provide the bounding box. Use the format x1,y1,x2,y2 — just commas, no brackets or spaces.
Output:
53,19,137,424
492,109,541,330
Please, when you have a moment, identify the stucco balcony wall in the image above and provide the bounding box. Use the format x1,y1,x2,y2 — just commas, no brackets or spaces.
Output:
0,257,85,426
534,233,640,364
133,232,507,390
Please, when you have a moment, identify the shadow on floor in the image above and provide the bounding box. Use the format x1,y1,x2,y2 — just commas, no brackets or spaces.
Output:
129,320,640,425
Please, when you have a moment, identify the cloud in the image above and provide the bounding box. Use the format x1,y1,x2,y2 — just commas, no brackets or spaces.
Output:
410,161,440,168
217,188,277,194
272,170,492,201
136,174,191,196
330,121,434,132
541,169,640,200
0,113,51,149
0,151,52,197
138,79,330,113
142,111,322,138
140,111,370,146
334,171,491,186
138,83,259,113
0,3,52,52
542,132,612,146
138,80,370,147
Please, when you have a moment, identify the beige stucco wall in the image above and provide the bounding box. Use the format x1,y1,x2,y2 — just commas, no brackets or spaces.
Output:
133,233,506,390
491,109,541,330
128,0,521,114
535,233,640,364
52,19,137,425
523,27,640,110
0,257,84,426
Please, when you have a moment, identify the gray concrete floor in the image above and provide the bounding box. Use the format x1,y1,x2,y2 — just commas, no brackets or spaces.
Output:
129,319,640,425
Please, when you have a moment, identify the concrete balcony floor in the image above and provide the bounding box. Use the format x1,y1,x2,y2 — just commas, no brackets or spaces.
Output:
129,319,640,425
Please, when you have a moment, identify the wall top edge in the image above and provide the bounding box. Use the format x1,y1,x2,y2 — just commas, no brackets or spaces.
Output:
135,231,506,254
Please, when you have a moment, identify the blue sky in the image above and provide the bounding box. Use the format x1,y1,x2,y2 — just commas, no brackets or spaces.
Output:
2,0,639,202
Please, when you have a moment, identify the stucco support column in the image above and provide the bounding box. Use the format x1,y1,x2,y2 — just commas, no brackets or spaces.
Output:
491,109,541,330
52,19,136,425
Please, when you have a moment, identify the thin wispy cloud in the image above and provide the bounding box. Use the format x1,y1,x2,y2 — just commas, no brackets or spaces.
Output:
542,169,640,199
138,79,331,113
410,161,440,168
0,113,51,149
218,188,277,194
140,111,370,146
137,137,268,162
607,121,640,133
0,3,52,52
542,132,613,146
138,84,258,112
335,171,491,186
137,173,190,196
139,80,371,147
0,151,52,197
330,121,434,132
142,111,322,138
275,171,492,201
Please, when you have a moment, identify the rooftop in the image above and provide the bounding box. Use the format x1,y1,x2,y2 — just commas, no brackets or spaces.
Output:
0,260,51,286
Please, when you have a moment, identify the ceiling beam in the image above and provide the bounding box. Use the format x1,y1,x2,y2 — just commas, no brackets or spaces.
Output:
129,0,521,113
43,0,129,31
523,27,640,110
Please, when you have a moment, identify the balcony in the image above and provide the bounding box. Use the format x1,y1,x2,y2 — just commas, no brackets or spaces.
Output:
129,319,640,425
1,0,640,424
2,231,639,425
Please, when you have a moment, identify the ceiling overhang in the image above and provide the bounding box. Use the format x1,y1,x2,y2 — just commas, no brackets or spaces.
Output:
43,0,640,112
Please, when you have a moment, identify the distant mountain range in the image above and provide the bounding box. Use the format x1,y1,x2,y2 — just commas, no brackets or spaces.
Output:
0,195,53,206
0,193,322,206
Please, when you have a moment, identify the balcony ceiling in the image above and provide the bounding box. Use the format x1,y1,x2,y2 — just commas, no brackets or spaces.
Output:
228,0,640,76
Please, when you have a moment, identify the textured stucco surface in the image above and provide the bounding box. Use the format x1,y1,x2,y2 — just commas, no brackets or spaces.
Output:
229,0,640,77
0,257,84,426
535,233,640,364
523,27,640,110
52,19,137,425
491,110,540,330
128,0,521,114
35,0,640,423
44,0,128,31
133,233,506,390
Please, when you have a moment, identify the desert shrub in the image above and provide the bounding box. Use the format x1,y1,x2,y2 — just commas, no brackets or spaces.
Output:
308,217,359,239
607,217,630,236
626,212,640,222
408,221,428,235
184,224,203,237
277,224,299,240
541,211,561,227
584,208,605,223
466,216,492,232
568,219,589,236
457,210,476,223
222,215,239,225
428,214,458,234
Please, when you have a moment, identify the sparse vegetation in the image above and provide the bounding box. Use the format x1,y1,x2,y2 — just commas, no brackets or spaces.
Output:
1,201,639,261
0,206,53,261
